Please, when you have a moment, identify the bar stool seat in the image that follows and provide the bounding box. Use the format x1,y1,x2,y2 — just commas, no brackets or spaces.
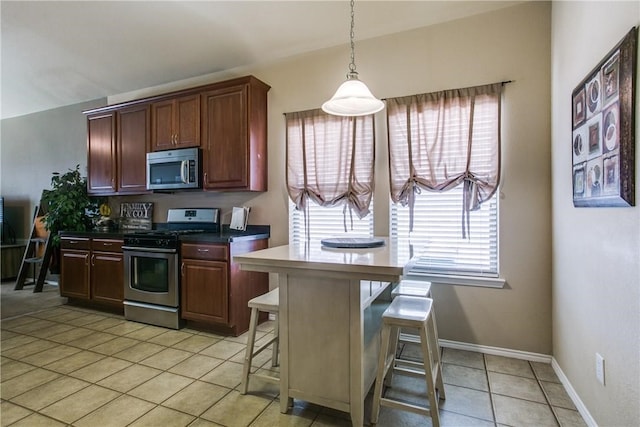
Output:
240,288,280,395
391,279,432,299
392,280,432,348
371,296,445,426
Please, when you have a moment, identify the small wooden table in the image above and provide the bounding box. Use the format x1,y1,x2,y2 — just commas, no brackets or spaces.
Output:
234,239,410,427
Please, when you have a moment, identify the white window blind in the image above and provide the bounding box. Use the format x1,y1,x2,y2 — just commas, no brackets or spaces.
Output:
289,199,374,245
391,190,498,277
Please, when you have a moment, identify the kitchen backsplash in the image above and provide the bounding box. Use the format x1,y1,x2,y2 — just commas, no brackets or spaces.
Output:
108,192,268,225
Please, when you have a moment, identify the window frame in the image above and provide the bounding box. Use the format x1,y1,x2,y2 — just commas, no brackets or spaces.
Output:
386,83,506,288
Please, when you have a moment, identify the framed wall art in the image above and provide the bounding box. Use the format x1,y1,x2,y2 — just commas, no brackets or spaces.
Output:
572,26,637,207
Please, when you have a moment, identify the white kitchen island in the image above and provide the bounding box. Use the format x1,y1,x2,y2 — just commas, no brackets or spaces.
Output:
233,239,409,427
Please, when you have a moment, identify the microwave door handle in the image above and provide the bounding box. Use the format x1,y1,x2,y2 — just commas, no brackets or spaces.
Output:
180,160,188,184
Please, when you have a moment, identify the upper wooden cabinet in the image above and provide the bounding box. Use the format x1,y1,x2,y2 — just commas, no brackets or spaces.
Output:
117,105,150,194
87,112,117,194
201,76,270,191
151,94,200,151
85,75,270,194
86,104,150,196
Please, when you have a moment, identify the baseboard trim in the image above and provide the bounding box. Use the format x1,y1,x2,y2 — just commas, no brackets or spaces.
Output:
439,339,552,363
551,357,597,427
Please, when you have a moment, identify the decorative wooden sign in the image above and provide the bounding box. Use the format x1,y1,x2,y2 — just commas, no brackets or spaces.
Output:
119,202,153,230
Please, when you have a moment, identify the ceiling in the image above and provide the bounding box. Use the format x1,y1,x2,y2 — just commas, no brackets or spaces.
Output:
1,1,522,120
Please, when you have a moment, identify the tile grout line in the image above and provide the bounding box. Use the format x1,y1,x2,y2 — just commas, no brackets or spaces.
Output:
530,360,563,427
483,352,500,426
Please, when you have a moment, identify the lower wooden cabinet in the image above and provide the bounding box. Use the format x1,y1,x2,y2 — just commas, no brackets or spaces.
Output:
60,236,123,309
181,258,228,324
60,239,90,299
91,251,124,305
180,238,268,335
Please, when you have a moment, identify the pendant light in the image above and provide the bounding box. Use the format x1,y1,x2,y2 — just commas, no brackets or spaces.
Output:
322,0,384,117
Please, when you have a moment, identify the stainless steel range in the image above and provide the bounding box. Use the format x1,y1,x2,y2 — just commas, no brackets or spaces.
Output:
123,208,220,329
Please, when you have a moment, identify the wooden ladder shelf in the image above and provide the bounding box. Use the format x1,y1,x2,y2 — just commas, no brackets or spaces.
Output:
14,205,53,293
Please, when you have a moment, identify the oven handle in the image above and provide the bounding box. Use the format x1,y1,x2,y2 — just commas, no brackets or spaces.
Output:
122,246,177,254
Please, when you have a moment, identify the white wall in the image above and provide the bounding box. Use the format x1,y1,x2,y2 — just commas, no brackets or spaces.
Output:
2,2,552,355
551,2,640,425
0,99,104,239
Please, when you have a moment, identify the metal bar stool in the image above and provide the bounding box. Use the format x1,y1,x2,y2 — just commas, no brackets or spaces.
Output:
371,296,446,426
240,288,279,394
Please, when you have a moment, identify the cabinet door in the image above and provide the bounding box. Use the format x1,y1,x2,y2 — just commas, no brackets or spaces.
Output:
117,105,150,194
151,99,175,151
175,94,200,148
87,112,117,194
60,250,90,299
181,259,228,323
201,84,248,190
151,95,200,151
91,251,124,305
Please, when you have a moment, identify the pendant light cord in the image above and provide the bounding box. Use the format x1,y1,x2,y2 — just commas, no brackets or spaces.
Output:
348,0,357,77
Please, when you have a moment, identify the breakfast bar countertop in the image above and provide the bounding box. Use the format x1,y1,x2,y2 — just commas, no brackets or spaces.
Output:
232,237,411,278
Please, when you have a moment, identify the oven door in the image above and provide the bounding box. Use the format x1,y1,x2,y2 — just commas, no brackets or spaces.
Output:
123,248,179,307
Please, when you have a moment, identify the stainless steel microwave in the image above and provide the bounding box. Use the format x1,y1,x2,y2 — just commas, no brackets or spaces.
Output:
146,148,201,191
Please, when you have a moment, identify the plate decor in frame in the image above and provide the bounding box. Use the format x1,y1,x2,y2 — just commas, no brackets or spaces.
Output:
571,26,636,207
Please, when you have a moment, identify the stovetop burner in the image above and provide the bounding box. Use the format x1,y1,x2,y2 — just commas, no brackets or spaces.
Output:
123,228,217,250
122,207,220,251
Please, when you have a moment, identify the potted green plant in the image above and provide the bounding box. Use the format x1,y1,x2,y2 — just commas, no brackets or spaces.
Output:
41,165,101,249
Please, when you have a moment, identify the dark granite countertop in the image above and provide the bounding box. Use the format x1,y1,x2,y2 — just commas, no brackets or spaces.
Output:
59,230,125,239
179,225,270,243
59,225,270,244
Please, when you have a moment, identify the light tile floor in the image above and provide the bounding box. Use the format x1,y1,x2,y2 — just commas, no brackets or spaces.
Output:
0,304,588,427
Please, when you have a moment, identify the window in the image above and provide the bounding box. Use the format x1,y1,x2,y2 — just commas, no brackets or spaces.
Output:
387,83,503,285
289,199,374,245
285,109,375,244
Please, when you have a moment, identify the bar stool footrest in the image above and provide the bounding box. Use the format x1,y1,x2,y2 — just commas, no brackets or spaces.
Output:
392,365,426,378
250,372,280,385
380,397,432,417
249,336,278,361
398,332,421,344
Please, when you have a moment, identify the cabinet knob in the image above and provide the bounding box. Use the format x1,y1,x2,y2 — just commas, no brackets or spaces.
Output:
91,254,95,266
197,248,209,252
181,262,185,276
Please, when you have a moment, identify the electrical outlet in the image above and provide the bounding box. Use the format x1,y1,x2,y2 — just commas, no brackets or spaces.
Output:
595,353,605,385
